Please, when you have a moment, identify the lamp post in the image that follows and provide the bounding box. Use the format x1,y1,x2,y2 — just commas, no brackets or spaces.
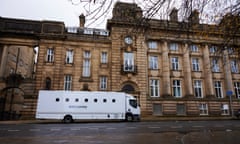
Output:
227,90,234,118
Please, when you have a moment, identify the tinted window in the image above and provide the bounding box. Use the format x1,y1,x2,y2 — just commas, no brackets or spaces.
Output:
129,99,137,108
56,98,60,102
103,99,107,103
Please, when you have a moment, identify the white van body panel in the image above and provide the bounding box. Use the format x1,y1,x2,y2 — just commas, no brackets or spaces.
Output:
36,90,140,121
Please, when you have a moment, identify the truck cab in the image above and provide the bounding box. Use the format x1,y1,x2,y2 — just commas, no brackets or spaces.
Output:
125,95,141,121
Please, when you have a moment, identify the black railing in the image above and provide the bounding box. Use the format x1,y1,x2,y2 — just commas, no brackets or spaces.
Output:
121,65,138,75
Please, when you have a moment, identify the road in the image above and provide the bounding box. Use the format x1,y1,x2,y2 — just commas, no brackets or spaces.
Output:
0,120,240,144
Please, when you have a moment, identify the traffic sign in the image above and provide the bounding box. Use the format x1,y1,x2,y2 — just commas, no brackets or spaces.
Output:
226,90,233,96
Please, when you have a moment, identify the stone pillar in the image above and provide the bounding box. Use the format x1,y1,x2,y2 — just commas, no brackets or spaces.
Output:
162,41,171,97
183,43,193,97
203,45,214,97
223,49,233,97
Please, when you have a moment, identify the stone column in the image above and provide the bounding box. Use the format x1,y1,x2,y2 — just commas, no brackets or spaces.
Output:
203,45,214,97
162,41,171,97
183,43,193,97
223,49,233,97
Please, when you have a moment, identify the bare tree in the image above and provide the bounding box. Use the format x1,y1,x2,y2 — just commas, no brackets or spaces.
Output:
69,0,240,52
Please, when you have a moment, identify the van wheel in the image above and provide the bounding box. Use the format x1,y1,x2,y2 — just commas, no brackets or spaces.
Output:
126,114,133,122
63,115,73,123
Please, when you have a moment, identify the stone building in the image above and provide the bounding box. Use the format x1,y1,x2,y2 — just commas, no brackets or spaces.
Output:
0,18,37,119
0,2,240,119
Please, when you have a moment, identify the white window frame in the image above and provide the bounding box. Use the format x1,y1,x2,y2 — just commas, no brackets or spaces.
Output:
234,82,240,99
150,79,160,97
124,52,134,72
192,58,200,71
228,47,234,54
64,75,72,91
66,50,74,64
100,76,107,90
194,80,203,98
231,60,238,73
214,81,223,98
101,52,108,64
209,46,218,53
199,103,208,115
149,56,158,70
169,43,178,51
190,44,198,52
212,59,220,72
148,41,157,49
173,80,182,97
46,48,54,62
221,104,229,115
171,57,179,70
82,51,91,77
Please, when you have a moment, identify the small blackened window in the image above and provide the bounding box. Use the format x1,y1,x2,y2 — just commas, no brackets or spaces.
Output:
112,99,116,103
94,98,98,103
45,77,51,90
56,98,60,102
75,98,79,102
84,98,88,102
65,98,69,102
103,99,107,103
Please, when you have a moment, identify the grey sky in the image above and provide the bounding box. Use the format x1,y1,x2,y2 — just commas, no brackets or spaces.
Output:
0,0,123,29
1,0,237,29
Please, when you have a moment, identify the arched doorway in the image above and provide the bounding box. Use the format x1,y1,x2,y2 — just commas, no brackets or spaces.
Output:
121,81,140,104
45,77,51,90
0,87,24,120
121,84,135,93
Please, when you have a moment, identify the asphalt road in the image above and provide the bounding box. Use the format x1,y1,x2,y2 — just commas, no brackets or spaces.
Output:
0,120,240,144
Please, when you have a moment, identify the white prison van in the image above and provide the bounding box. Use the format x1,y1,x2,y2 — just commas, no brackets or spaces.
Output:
35,90,141,123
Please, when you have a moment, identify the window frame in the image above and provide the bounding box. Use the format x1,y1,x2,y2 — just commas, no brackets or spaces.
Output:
209,46,218,53
172,80,182,98
190,44,199,52
148,41,157,49
82,51,91,77
101,52,108,64
212,58,220,72
65,50,74,64
231,60,239,73
149,56,158,70
171,57,179,70
123,52,134,72
169,43,178,51
192,58,200,71
199,103,208,115
221,104,229,115
214,81,223,98
64,74,72,91
194,80,203,98
46,48,54,63
234,82,240,99
99,76,107,90
149,79,160,97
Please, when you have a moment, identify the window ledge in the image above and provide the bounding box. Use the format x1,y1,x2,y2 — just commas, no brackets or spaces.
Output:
79,77,93,82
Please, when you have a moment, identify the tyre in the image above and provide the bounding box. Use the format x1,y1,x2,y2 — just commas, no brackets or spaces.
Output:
63,115,73,123
126,114,133,122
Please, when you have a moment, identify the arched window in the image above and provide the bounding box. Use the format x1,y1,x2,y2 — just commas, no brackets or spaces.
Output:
121,84,135,93
45,77,51,90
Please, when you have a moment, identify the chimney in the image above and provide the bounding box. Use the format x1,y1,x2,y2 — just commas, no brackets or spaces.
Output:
188,10,199,24
170,8,178,22
79,14,85,28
